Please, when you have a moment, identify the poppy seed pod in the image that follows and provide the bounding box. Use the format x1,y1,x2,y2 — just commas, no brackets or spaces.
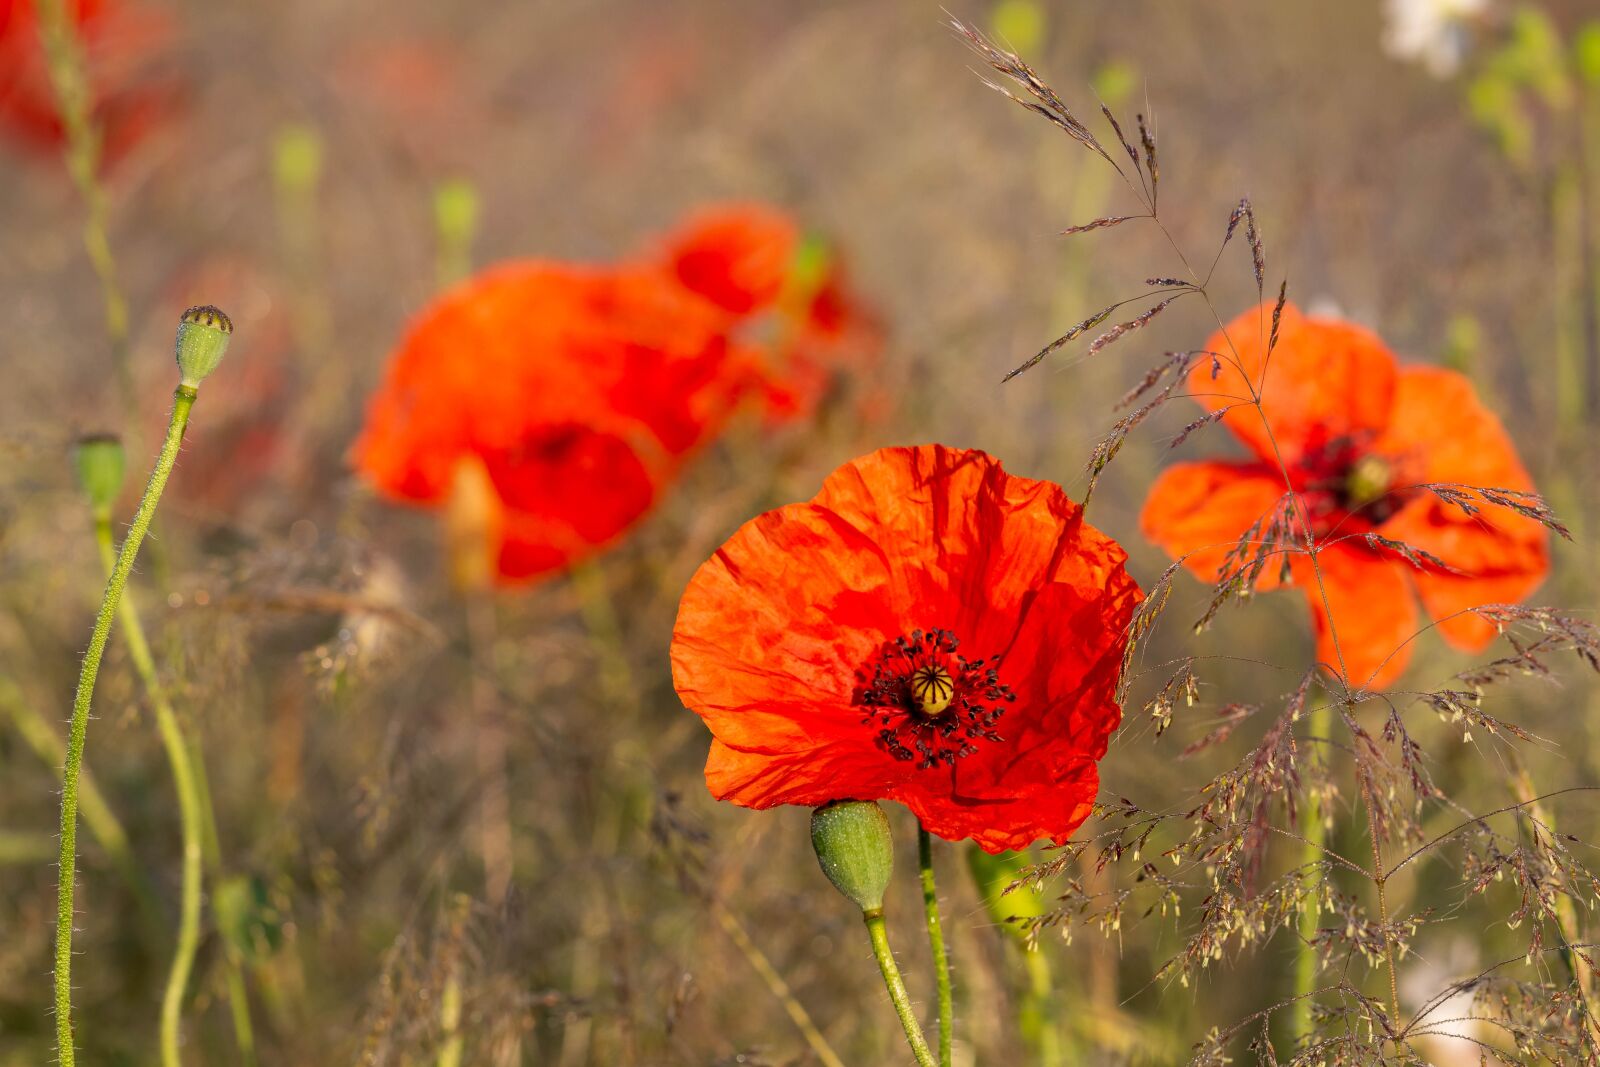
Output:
174,305,233,387
72,435,126,520
810,800,894,914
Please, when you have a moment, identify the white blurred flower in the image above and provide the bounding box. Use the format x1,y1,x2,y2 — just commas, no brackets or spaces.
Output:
1382,0,1490,78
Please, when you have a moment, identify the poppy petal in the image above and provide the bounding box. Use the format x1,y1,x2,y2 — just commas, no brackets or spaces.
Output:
1189,303,1398,464
1140,460,1293,585
1294,539,1418,690
1373,366,1549,650
672,445,1141,853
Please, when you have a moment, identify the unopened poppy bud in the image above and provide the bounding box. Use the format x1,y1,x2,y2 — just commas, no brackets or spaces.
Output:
434,179,480,252
1345,454,1391,510
810,800,894,914
73,434,125,521
174,305,233,387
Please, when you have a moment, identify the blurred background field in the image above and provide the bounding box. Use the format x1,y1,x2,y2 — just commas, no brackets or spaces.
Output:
4,1,1600,1063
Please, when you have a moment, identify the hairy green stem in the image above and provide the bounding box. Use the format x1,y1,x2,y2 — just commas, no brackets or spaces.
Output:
92,517,213,1067
916,826,953,1067
1292,699,1331,1042
55,385,196,1067
863,909,937,1067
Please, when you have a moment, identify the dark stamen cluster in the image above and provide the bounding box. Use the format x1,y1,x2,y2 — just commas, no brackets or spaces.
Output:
853,627,1015,769
1297,432,1410,529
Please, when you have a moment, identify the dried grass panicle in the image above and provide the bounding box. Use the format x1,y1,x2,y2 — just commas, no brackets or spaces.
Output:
1086,296,1181,359
1422,483,1574,541
1084,348,1199,501
970,26,1600,1063
1062,214,1138,236
948,18,1116,168
1002,302,1119,382
1359,531,1466,574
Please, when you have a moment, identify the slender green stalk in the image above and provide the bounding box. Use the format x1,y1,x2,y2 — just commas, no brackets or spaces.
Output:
863,909,937,1067
916,826,952,1067
55,386,197,1067
714,901,847,1067
33,0,132,410
1021,950,1064,1067
437,973,463,1067
1293,699,1331,1041
92,518,209,1067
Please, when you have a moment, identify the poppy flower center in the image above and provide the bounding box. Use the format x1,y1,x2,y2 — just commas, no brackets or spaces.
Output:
854,628,1015,769
1298,433,1409,529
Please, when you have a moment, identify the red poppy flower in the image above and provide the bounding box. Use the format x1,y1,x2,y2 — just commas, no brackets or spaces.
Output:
671,445,1142,853
1140,302,1549,689
0,0,181,167
651,202,882,423
354,261,748,584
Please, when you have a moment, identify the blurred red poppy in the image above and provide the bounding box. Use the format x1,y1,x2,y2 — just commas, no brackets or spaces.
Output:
671,445,1141,853
651,203,881,423
1140,302,1549,689
0,0,181,167
354,262,747,584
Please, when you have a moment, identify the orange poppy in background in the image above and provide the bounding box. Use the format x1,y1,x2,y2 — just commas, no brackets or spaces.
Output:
354,262,748,584
672,445,1141,853
651,203,881,423
0,0,181,166
1140,302,1549,689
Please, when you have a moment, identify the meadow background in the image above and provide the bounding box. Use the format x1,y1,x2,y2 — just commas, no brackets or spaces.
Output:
3,1,1600,1063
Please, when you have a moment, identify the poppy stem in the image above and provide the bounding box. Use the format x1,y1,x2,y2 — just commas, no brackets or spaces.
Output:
92,517,207,1067
55,385,198,1067
1292,697,1330,1042
916,825,953,1067
862,909,938,1067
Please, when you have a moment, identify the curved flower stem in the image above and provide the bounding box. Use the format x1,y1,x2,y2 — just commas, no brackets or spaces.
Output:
91,517,219,1067
863,909,937,1067
714,901,847,1067
1292,697,1330,1041
916,826,953,1067
55,385,196,1067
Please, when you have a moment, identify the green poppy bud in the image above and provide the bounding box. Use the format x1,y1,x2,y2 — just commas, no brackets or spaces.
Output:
434,178,480,253
174,305,233,388
810,800,894,914
72,434,125,521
